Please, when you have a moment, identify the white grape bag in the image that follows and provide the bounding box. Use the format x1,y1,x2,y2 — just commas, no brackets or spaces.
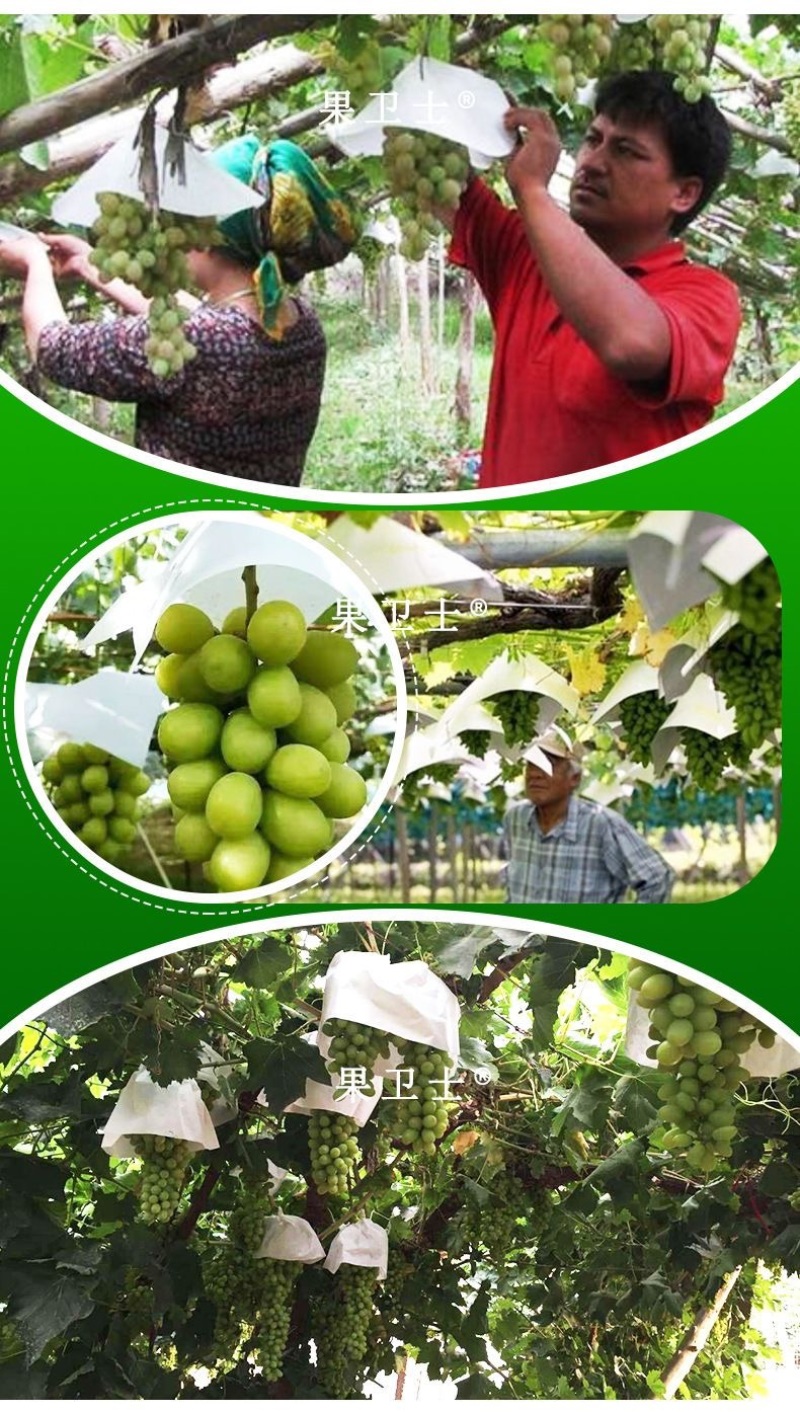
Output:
625,994,800,1079
101,1067,220,1158
626,512,735,631
255,1212,325,1263
52,123,264,227
197,1043,238,1127
82,515,371,667
25,670,164,771
284,1076,383,1127
330,56,515,168
591,660,661,727
649,672,738,776
319,951,461,1070
324,1219,389,1281
324,514,502,600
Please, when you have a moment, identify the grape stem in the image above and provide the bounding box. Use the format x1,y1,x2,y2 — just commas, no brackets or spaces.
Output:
242,564,259,630
135,822,174,889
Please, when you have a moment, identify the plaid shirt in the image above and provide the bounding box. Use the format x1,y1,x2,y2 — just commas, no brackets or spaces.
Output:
503,795,674,904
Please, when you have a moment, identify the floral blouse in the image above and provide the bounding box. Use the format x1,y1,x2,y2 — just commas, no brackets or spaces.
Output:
37,299,326,486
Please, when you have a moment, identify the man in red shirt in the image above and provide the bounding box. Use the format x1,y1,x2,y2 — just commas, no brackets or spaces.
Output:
446,71,741,489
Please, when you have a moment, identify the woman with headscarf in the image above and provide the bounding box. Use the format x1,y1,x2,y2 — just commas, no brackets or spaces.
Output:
0,136,358,485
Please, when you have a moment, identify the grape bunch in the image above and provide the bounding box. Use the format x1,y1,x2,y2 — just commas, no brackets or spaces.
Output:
706,622,781,751
131,1134,193,1224
619,692,672,765
153,598,368,892
489,690,542,748
314,1264,379,1397
462,1166,527,1261
384,1041,453,1154
257,1258,300,1383
606,19,656,72
322,1017,391,1091
309,1109,361,1196
382,128,471,260
91,192,217,376
227,1179,273,1256
646,15,713,102
628,959,775,1173
322,37,383,110
41,741,149,866
718,560,780,636
459,729,492,758
680,728,737,791
537,14,615,103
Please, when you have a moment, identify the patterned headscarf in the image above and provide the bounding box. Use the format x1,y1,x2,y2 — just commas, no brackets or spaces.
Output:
211,135,360,338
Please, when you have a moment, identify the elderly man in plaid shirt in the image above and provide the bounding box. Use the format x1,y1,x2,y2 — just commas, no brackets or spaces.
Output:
503,729,673,904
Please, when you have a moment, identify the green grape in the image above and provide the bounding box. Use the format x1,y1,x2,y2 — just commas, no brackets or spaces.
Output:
322,1016,391,1089
489,690,542,748
718,560,780,636
459,729,492,758
628,962,764,1170
537,14,615,102
707,622,781,751
257,1258,300,1383
322,36,383,110
383,1039,453,1155
619,692,672,765
132,1134,193,1224
647,15,713,101
44,741,145,862
309,1109,362,1196
91,191,218,376
785,83,800,158
681,729,735,791
383,128,471,261
314,1263,379,1397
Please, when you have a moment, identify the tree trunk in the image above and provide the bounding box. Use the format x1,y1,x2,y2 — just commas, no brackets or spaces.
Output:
437,234,446,354
417,251,436,396
446,814,460,903
773,781,782,835
394,809,411,904
393,253,410,365
454,272,478,436
0,15,321,158
735,793,750,884
428,805,438,904
658,1265,743,1399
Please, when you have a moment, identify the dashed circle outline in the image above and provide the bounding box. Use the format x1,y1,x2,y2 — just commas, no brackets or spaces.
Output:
3,497,421,916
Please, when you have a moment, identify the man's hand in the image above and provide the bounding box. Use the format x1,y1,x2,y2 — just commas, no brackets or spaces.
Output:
0,233,49,278
40,233,94,282
503,107,561,197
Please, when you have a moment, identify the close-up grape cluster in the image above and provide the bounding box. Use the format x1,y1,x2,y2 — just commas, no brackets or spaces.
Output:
619,692,672,766
628,959,775,1173
314,1263,379,1397
490,690,543,748
458,728,492,758
90,192,218,376
322,1017,391,1090
41,741,149,866
154,598,367,892
308,1109,361,1195
322,36,383,110
680,727,747,791
132,1134,193,1224
382,128,471,260
605,15,713,101
537,14,615,102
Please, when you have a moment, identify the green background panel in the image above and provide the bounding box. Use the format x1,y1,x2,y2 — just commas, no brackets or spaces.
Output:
0,374,794,1033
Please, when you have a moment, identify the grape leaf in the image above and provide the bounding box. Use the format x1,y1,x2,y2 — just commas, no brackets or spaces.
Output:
611,1076,658,1132
458,1036,499,1083
245,1035,328,1112
586,1140,645,1206
231,939,293,989
3,1265,95,1364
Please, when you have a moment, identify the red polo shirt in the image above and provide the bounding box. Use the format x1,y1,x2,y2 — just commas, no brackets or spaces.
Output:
449,179,741,489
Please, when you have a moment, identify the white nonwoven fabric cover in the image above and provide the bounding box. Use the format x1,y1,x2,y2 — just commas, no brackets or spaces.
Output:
82,517,370,666
701,525,768,587
52,123,264,226
101,1067,220,1158
626,513,735,631
26,670,163,770
324,1218,389,1281
283,1076,383,1127
395,721,473,783
650,673,738,776
625,994,800,1079
659,610,737,702
267,1159,290,1194
591,660,661,726
255,1212,325,1263
323,514,503,600
320,951,461,1062
330,56,516,168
